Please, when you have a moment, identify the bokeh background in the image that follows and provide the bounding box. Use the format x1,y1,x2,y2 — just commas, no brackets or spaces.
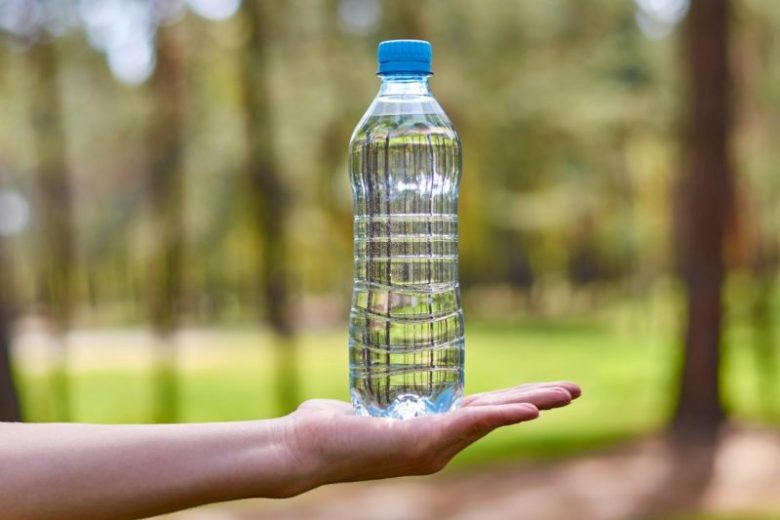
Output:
1,0,779,518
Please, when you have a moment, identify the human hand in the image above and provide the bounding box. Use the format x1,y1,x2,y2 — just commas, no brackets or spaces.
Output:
0,382,579,518
281,381,580,494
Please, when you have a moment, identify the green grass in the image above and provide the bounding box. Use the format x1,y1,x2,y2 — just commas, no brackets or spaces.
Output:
13,317,778,468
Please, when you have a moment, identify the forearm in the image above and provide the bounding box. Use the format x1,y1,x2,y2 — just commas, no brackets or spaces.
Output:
0,419,304,520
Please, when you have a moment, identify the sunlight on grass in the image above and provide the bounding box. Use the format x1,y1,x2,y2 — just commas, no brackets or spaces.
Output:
13,317,775,468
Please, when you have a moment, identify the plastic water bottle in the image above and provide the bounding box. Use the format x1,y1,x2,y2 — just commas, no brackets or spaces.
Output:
348,40,464,419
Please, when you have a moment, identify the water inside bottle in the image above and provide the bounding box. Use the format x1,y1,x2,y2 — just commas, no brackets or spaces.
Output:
349,112,464,419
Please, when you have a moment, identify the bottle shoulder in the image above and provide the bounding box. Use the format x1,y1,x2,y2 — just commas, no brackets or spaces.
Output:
349,95,460,147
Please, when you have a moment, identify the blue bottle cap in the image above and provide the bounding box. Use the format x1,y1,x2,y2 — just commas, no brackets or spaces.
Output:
377,40,432,75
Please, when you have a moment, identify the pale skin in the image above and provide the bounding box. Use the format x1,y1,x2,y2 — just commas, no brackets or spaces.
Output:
0,381,579,520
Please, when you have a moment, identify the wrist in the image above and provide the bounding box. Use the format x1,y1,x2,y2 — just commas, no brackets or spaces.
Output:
230,415,322,498
183,418,313,501
273,414,325,496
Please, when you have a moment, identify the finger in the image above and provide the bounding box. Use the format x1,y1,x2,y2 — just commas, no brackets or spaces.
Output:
446,403,539,444
460,382,553,405
463,387,573,410
462,381,581,404
462,381,581,406
557,381,581,399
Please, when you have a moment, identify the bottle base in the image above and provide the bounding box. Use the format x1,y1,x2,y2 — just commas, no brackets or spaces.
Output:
351,386,462,420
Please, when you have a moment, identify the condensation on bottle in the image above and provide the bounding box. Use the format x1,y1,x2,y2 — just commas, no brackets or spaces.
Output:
348,40,464,419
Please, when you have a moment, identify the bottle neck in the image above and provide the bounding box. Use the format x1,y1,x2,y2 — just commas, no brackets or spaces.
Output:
378,74,431,96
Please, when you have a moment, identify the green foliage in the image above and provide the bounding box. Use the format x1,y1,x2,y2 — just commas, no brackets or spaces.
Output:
0,0,702,322
0,0,778,340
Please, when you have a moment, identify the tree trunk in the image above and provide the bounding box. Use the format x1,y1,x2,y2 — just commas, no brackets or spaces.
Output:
26,41,74,422
0,241,22,421
672,0,733,434
748,242,778,419
0,312,20,421
241,1,299,414
148,27,186,423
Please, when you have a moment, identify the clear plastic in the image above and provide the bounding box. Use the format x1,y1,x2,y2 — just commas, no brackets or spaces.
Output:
348,74,464,419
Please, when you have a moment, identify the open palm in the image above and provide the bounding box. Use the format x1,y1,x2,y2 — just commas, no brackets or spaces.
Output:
284,381,580,491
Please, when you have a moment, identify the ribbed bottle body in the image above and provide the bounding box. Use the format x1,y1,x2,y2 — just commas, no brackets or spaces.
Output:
349,99,464,419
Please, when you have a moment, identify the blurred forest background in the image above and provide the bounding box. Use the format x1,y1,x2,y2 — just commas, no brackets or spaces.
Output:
1,1,780,511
